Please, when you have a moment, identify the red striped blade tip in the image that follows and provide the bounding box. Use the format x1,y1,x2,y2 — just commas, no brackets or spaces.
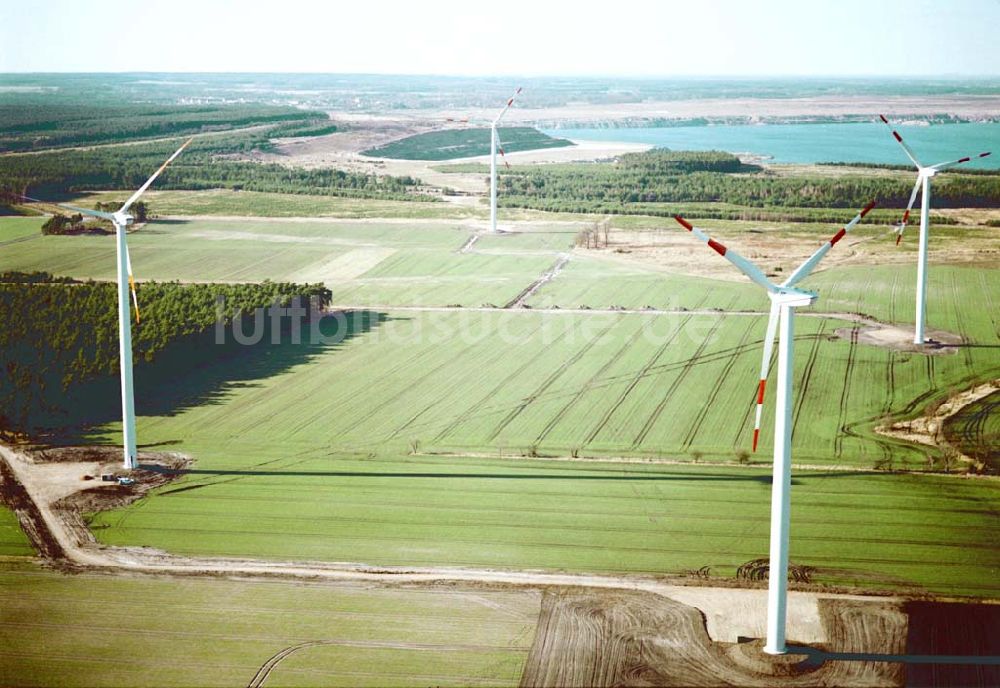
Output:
673,215,694,231
879,114,889,123
861,200,876,216
707,238,727,256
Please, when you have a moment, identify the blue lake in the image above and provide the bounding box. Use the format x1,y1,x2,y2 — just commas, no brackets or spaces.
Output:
544,122,999,169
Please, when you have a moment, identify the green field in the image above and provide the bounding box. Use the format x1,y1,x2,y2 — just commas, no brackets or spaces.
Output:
362,127,572,161
86,456,1000,597
0,509,33,559
0,217,45,245
2,210,999,599
0,562,537,687
71,190,468,219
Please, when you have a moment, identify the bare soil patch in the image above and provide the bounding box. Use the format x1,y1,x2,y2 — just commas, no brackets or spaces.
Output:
519,588,910,687
835,324,964,355
876,380,1000,471
0,444,188,562
585,222,1000,287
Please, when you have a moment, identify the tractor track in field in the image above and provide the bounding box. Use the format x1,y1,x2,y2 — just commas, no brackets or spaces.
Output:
790,322,828,443
486,316,622,443
376,326,528,440
630,296,742,449
325,343,464,436
246,639,506,688
949,395,997,452
388,322,552,439
579,293,718,447
583,315,694,447
833,274,871,459
0,234,41,247
951,271,975,372
457,233,480,253
680,318,759,452
434,316,580,442
275,343,444,438
978,272,1000,339
534,319,650,445
503,253,570,309
834,326,860,459
631,315,730,451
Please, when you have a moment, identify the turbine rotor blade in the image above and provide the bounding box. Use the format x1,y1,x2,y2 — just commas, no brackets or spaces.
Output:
16,195,116,220
781,201,876,288
495,130,510,168
930,150,992,172
494,86,523,125
55,203,117,221
894,176,923,245
752,303,781,452
119,137,193,214
878,114,922,168
673,215,777,292
125,243,141,323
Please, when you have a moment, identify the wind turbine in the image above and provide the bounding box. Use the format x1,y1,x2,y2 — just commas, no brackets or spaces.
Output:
878,115,991,344
50,139,192,469
673,200,875,655
489,87,522,233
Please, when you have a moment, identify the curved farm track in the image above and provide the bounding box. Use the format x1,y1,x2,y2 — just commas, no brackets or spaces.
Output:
520,588,910,687
943,389,1000,472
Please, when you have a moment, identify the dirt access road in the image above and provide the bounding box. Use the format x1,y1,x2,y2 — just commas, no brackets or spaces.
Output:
5,443,1000,687
0,441,894,645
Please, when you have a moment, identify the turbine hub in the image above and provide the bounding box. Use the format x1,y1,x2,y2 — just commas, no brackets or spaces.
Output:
113,211,134,227
770,288,817,308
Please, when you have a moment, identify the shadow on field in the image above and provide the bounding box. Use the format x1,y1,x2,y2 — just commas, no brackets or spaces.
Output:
142,463,818,487
46,309,393,444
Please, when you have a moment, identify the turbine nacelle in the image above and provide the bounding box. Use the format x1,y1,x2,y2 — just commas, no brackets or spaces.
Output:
113,211,134,227
769,288,817,308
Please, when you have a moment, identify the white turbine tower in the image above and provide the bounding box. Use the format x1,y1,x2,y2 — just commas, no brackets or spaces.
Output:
673,200,875,655
878,115,991,345
52,138,192,469
490,87,522,233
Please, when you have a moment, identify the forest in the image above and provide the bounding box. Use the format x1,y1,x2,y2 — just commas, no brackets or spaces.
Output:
0,273,332,435
0,99,330,152
494,149,1000,219
0,133,427,204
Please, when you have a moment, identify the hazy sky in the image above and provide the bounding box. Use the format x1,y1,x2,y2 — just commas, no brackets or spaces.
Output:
2,0,998,76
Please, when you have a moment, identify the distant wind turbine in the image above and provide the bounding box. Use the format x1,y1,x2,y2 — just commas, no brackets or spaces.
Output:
490,87,522,233
672,200,876,655
878,115,991,345
46,139,192,468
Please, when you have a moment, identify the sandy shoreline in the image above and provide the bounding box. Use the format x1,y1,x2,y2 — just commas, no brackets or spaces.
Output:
331,94,1000,128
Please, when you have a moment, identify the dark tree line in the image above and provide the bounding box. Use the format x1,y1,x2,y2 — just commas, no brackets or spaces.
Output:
497,149,1000,217
0,100,330,153
0,135,427,204
0,273,331,434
